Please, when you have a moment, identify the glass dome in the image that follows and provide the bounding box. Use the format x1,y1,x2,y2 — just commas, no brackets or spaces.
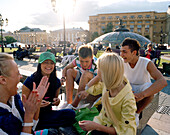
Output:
92,19,151,48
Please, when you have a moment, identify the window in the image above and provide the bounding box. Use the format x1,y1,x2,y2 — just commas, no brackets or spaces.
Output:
101,22,105,24
145,15,150,18
155,16,158,19
101,26,105,29
130,25,134,28
116,16,119,19
145,25,149,33
101,26,105,33
154,22,156,24
130,15,135,18
115,26,119,29
137,25,142,28
101,17,105,20
123,16,127,19
138,15,142,18
145,21,150,23
138,21,142,23
116,22,119,24
145,25,149,28
137,28,141,32
123,22,127,24
130,28,134,32
108,16,112,19
130,21,134,23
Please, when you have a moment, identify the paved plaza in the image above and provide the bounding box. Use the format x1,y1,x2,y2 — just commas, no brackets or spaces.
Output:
14,55,170,135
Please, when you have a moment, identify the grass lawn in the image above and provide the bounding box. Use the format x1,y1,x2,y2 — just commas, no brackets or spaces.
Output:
0,48,18,53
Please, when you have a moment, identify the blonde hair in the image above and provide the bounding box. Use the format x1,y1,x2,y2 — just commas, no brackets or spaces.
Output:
147,43,154,50
97,52,124,90
98,53,124,129
0,53,13,77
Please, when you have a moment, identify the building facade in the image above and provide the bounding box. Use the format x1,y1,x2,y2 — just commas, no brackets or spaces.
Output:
89,8,170,45
50,27,89,45
3,26,48,45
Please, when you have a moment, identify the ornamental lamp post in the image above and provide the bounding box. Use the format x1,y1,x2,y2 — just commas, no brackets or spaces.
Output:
0,14,8,52
51,0,76,56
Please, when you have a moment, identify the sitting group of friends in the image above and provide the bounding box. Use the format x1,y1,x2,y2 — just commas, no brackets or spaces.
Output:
13,45,36,60
0,38,167,135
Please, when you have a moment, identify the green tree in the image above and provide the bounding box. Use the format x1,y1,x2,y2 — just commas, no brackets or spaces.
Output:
5,36,17,44
91,32,99,41
104,22,113,34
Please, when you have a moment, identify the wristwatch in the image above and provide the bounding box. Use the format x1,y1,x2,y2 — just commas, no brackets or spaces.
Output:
22,122,34,127
85,84,89,91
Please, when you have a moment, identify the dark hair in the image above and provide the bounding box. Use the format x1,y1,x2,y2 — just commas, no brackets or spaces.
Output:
78,45,93,58
121,38,141,56
33,64,58,102
106,47,112,52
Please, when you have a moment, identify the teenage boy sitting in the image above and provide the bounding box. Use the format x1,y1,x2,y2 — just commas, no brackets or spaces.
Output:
60,45,98,109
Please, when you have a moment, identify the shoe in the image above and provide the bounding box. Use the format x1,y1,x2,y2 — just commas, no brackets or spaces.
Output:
65,104,77,110
57,101,68,110
76,103,90,110
135,113,139,127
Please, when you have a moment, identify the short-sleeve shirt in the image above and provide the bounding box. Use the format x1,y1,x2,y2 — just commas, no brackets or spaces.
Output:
23,74,61,104
72,57,98,76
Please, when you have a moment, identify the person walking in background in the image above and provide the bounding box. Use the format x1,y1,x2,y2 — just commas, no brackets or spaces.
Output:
79,53,137,135
145,43,156,60
75,37,83,54
22,51,75,130
68,44,75,55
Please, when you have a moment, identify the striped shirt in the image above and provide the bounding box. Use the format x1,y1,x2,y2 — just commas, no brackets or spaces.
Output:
72,57,98,76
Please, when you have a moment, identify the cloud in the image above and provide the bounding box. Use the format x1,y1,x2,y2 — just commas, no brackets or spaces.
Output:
29,0,169,31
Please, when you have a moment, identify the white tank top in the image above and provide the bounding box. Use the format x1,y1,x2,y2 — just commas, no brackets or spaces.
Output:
124,57,151,85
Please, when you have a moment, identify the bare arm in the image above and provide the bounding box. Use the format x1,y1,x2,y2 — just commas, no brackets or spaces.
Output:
79,120,116,135
62,62,75,78
86,70,102,88
136,61,167,101
52,87,60,106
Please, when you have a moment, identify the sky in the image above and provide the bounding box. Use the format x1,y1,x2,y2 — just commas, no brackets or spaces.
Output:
0,0,169,33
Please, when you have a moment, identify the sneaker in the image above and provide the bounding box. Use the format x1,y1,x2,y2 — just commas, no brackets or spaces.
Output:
76,103,90,110
57,101,68,110
65,104,77,110
135,113,139,127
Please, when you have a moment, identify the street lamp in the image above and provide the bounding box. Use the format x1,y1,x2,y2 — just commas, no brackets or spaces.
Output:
0,14,8,52
51,0,76,56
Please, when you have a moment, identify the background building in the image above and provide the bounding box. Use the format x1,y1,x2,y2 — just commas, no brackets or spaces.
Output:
50,27,89,45
89,7,170,45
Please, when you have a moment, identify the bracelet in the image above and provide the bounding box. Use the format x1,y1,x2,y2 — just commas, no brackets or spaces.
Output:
22,122,34,127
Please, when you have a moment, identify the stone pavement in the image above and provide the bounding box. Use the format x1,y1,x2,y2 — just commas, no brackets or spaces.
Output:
14,57,170,135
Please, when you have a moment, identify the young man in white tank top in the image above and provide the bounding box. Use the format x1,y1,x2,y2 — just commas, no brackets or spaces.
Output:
120,38,167,126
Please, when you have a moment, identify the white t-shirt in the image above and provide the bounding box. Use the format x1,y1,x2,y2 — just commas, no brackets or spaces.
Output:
124,57,151,85
75,41,83,53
